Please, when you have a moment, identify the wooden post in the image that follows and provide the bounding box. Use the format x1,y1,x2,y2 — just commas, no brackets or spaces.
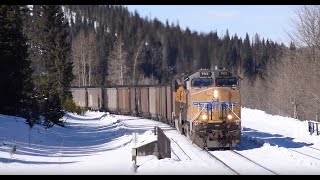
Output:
154,126,157,135
132,148,137,163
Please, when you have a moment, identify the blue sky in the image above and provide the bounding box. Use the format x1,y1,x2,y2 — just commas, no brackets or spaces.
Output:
126,5,298,46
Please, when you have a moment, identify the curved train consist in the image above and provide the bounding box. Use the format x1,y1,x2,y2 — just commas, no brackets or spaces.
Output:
71,69,241,150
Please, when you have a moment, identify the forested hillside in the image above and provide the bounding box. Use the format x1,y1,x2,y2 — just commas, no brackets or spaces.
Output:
61,5,285,86
59,5,320,122
1,5,320,127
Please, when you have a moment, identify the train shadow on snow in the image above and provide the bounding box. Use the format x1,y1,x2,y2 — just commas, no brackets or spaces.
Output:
235,127,313,151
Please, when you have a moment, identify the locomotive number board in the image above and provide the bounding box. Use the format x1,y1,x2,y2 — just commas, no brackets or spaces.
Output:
200,71,212,77
219,71,231,77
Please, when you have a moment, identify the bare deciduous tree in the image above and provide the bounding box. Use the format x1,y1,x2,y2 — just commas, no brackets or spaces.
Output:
71,29,87,87
288,6,320,48
71,33,81,87
87,30,98,86
288,5,320,61
132,39,146,85
107,35,128,85
285,5,320,121
132,40,147,85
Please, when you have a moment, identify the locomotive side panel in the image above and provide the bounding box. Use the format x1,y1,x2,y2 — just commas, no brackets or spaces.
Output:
106,88,118,113
174,85,188,132
172,91,177,127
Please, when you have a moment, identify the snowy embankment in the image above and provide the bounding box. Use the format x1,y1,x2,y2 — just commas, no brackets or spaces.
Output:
0,112,135,174
0,108,320,174
239,108,320,175
242,108,320,147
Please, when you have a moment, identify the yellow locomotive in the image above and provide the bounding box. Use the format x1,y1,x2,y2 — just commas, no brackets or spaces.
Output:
174,69,241,150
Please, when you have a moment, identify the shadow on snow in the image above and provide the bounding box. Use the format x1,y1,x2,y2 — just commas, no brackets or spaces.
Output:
0,157,77,165
0,114,162,159
235,127,313,151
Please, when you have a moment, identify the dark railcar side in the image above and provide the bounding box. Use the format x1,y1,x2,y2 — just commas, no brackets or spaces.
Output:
135,87,142,116
159,86,167,123
117,87,131,115
148,87,157,120
106,88,118,113
130,87,137,116
155,86,161,121
140,87,150,118
102,88,108,111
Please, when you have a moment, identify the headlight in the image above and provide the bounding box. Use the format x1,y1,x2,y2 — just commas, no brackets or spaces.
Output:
213,90,218,98
201,114,208,120
227,114,232,120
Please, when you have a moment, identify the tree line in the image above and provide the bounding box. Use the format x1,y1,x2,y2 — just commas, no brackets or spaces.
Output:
63,5,320,122
246,5,320,122
1,4,319,127
64,5,285,87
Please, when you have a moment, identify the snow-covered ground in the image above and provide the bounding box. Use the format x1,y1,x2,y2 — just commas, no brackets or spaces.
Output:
0,108,320,175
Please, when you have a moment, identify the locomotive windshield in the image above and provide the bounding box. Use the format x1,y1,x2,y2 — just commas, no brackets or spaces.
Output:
191,78,214,87
216,77,238,87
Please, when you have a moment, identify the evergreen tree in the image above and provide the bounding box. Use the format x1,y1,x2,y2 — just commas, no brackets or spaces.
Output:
241,33,255,79
34,5,73,127
0,5,39,126
289,41,296,51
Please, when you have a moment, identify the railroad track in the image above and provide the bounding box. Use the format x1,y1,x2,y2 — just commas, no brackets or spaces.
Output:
270,143,320,162
161,126,275,175
230,150,278,174
285,147,320,161
170,138,192,161
207,150,278,175
242,135,320,162
281,140,320,160
205,150,240,175
167,131,242,174
165,128,275,175
170,148,181,161
170,137,242,175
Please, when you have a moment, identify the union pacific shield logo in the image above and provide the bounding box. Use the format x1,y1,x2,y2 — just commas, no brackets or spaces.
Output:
192,100,238,108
